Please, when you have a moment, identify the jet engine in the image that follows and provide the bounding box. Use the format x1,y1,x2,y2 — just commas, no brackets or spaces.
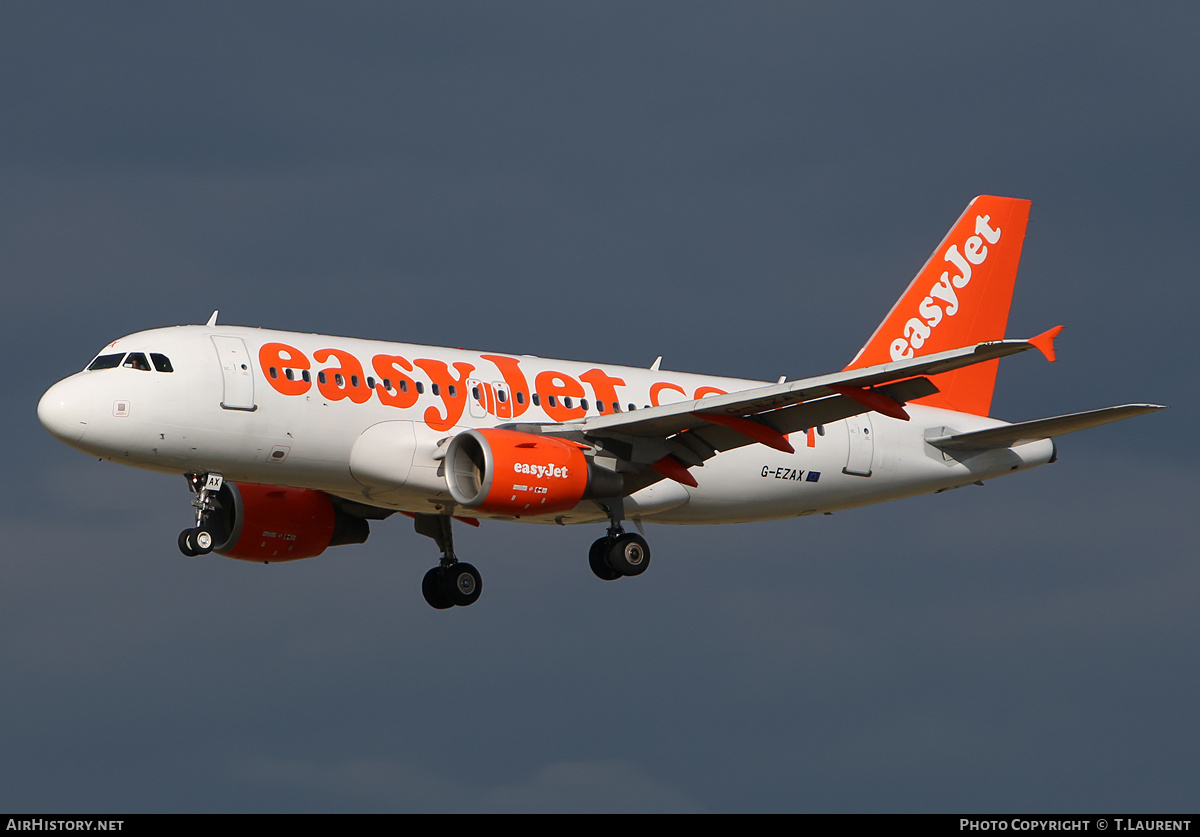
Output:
203,482,369,562
444,428,622,516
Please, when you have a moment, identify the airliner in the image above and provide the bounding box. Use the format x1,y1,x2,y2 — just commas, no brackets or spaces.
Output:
37,196,1163,609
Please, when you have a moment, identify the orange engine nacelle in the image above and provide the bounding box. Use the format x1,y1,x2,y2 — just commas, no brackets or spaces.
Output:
444,428,622,516
207,482,369,562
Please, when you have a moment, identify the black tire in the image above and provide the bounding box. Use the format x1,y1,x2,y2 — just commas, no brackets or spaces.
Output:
422,567,454,610
178,528,199,557
589,537,621,581
607,533,650,576
444,562,482,607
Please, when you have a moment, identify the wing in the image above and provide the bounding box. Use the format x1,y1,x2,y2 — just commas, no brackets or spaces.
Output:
500,336,1048,493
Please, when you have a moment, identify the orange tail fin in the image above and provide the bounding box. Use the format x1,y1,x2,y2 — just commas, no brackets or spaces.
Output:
845,195,1031,416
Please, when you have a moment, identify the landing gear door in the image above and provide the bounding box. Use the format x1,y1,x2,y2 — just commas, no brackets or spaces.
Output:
211,336,257,411
843,414,874,476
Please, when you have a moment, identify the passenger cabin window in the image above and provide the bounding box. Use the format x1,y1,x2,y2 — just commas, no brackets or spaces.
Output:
88,353,124,371
123,352,151,371
150,353,173,372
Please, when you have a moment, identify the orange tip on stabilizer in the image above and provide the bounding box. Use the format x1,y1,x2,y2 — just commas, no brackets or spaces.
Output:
1029,325,1064,363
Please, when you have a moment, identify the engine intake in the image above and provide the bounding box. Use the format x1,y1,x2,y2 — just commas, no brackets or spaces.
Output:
445,428,622,516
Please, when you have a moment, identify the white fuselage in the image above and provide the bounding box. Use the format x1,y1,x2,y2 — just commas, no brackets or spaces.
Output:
38,324,1055,526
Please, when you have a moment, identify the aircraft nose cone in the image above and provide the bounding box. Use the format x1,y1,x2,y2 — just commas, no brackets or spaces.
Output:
38,378,90,443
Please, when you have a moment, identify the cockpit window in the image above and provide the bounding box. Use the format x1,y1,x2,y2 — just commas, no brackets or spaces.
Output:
122,352,151,371
88,353,125,370
87,351,173,372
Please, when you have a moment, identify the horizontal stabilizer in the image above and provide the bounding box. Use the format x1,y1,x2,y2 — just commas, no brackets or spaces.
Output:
926,404,1166,452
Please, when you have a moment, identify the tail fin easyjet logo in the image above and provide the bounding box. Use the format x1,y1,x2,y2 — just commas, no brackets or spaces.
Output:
845,195,1030,416
889,214,1002,361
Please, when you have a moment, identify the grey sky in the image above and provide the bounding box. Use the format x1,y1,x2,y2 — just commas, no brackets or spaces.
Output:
3,3,1195,812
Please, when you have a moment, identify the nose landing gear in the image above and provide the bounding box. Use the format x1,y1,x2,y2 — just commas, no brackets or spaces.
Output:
178,472,223,557
178,526,215,556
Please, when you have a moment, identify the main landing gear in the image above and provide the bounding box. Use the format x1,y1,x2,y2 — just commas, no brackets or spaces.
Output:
178,472,223,557
412,501,652,609
588,499,651,582
414,513,482,610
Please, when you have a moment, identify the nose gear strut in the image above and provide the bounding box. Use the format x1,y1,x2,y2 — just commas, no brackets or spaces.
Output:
178,472,223,556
